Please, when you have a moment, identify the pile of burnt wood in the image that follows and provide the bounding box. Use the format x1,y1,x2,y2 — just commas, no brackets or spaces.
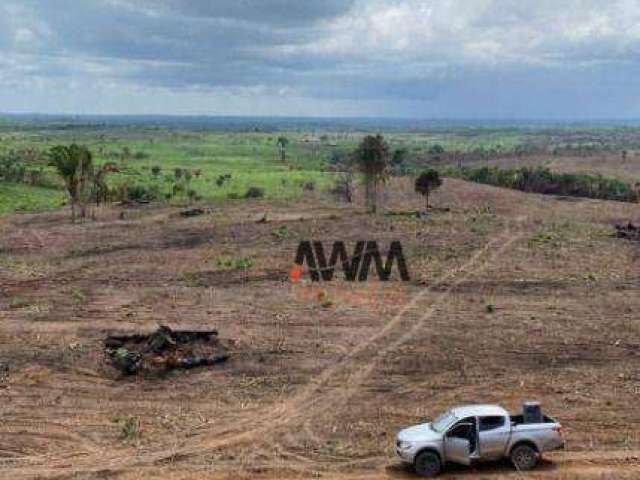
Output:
614,222,640,241
105,325,228,376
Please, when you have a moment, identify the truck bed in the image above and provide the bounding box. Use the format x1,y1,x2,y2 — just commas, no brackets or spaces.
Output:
510,414,556,426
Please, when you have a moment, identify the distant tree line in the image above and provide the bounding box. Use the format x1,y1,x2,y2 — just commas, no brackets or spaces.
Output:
447,165,640,203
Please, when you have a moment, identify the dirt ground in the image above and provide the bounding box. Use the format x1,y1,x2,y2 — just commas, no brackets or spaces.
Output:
1,178,639,479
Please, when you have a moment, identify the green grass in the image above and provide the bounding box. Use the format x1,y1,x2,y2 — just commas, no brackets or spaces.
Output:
0,183,65,215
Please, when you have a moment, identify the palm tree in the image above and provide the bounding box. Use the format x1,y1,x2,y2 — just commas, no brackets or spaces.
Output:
353,134,389,213
48,144,94,221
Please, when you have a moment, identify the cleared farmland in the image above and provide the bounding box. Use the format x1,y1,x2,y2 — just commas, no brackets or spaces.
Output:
1,171,639,479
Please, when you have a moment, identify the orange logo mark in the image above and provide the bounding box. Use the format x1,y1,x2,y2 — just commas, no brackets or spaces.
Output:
289,264,303,283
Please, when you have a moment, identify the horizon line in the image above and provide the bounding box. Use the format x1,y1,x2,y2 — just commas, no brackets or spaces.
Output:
3,112,640,124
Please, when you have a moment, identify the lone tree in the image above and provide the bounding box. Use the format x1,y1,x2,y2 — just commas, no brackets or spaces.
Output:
415,168,442,209
48,144,95,221
276,136,289,162
353,134,390,213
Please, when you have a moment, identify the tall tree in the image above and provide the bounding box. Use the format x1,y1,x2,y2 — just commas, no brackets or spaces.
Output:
48,144,94,221
353,134,389,213
415,169,442,209
276,136,289,162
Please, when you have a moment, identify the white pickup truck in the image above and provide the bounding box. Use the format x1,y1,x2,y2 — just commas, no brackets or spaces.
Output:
396,403,564,477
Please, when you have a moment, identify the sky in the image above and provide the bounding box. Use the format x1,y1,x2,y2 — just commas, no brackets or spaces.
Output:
1,0,640,119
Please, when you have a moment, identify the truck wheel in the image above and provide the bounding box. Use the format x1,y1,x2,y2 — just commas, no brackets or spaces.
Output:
414,450,441,477
510,444,539,471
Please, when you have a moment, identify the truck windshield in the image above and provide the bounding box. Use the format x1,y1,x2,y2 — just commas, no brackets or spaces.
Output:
430,411,457,433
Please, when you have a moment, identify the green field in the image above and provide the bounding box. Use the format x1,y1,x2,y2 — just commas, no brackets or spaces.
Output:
1,116,640,215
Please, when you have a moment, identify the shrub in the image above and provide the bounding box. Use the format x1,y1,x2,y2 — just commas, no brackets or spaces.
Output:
244,186,264,199
428,144,445,155
214,256,253,269
391,148,409,174
216,173,232,187
187,189,201,201
0,154,27,182
125,183,160,202
331,172,353,203
112,416,141,442
303,181,315,191
172,182,185,197
272,225,289,239
151,165,161,176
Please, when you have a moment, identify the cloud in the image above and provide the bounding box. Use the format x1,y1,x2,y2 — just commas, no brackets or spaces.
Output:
1,0,640,117
125,0,357,27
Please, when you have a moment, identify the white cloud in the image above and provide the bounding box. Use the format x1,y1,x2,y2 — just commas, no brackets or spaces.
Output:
2,0,640,117
275,0,640,66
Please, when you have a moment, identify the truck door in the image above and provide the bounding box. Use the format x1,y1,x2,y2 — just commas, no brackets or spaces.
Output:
444,419,473,466
478,415,510,459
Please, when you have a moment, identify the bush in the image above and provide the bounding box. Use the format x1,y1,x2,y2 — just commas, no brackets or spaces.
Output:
125,183,160,202
331,173,353,202
303,181,315,191
0,155,27,182
172,182,185,197
187,189,201,201
216,173,232,187
244,186,264,199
